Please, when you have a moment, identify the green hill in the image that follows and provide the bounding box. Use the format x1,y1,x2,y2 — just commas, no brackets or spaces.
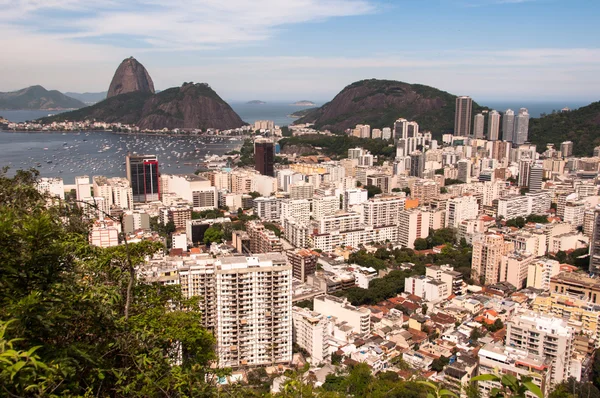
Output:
294,79,487,136
0,85,86,110
528,101,600,156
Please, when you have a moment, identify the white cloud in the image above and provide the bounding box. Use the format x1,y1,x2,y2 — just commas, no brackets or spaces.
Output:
2,0,375,49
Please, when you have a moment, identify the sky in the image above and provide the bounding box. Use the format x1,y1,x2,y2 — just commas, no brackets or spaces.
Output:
1,0,599,103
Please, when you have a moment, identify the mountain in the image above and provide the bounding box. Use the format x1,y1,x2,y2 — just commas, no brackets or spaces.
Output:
136,83,245,130
294,79,486,135
40,83,245,130
529,101,600,156
65,91,107,104
107,57,155,98
290,108,317,118
0,85,86,110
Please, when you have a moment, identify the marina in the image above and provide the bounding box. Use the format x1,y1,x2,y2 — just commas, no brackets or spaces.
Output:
0,130,244,183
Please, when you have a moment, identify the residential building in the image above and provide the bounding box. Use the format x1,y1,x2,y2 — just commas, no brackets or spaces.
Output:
478,343,551,398
473,113,484,139
75,175,92,202
313,195,340,221
502,109,515,142
286,249,317,282
280,199,311,225
292,307,328,363
37,177,64,199
454,96,473,136
551,272,600,304
527,258,561,290
561,141,574,158
471,233,513,285
590,206,600,274
426,264,464,296
514,108,530,145
289,181,314,200
362,195,405,227
313,295,371,336
446,195,479,229
246,221,283,254
506,311,577,383
398,209,430,249
254,196,281,221
404,275,449,302
487,110,500,140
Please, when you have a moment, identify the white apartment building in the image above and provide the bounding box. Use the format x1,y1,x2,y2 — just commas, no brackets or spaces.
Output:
344,188,368,210
500,251,535,290
351,265,378,289
313,195,340,221
563,200,585,227
362,195,406,227
75,175,92,202
398,209,430,249
445,195,479,229
283,218,310,248
171,233,187,251
292,307,329,363
497,192,551,220
426,264,464,296
527,258,561,290
215,254,292,368
280,199,311,225
405,275,449,302
37,177,64,199
478,343,551,398
319,212,362,234
108,177,133,209
289,181,314,200
506,311,578,383
89,220,119,247
162,174,217,209
311,225,398,252
254,196,282,221
93,176,114,208
313,295,371,336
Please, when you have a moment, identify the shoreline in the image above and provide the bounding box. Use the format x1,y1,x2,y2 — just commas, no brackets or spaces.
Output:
0,128,251,139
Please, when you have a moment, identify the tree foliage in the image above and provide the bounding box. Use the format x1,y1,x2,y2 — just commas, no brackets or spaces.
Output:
0,169,218,397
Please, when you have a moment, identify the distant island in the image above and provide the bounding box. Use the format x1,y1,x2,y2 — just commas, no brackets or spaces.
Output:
292,100,316,106
246,100,266,105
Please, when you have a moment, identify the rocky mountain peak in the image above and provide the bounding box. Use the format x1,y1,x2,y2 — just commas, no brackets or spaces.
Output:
107,57,155,98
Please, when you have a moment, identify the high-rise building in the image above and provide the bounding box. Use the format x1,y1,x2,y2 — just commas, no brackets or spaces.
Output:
382,127,392,140
126,154,160,203
362,195,406,227
286,248,317,282
528,164,544,192
478,343,551,398
514,108,530,145
280,199,311,225
410,150,425,178
473,113,485,138
457,159,471,183
246,220,283,253
560,141,573,158
253,196,281,221
37,177,64,199
313,195,340,221
502,109,515,142
471,233,512,285
454,96,473,136
292,306,328,363
487,110,500,140
313,295,371,336
445,195,479,229
289,181,314,200
254,139,275,177
506,311,576,383
75,175,92,202
590,206,600,274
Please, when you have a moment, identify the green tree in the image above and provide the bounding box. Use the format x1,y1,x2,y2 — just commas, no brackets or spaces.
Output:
471,374,543,398
414,238,428,250
364,184,382,198
204,225,224,244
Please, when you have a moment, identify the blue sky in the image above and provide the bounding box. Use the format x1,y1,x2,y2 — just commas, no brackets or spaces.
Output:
1,0,599,102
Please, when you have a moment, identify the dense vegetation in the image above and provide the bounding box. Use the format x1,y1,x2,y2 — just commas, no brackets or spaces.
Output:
342,229,473,306
529,101,600,156
0,169,217,396
279,134,396,159
0,85,86,110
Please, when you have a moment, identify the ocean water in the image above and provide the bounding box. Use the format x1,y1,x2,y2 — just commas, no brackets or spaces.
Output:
0,130,243,184
0,102,320,126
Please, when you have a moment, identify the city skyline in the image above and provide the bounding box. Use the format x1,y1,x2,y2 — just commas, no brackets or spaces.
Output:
1,0,600,102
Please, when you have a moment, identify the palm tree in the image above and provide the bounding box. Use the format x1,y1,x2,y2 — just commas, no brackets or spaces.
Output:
471,374,543,398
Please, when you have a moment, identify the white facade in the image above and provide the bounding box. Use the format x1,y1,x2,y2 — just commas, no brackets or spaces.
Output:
313,295,371,336
292,307,329,363
362,195,405,227
313,195,340,221
254,196,281,221
280,199,311,225
37,177,64,199
445,195,479,229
